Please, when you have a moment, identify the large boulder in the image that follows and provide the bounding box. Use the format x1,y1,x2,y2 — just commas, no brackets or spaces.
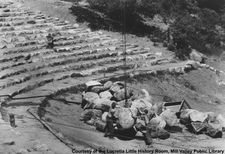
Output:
62,94,82,104
114,107,136,129
180,109,197,124
116,99,132,107
149,116,166,129
190,110,208,122
110,84,121,94
189,49,206,63
114,88,134,101
205,124,223,138
103,81,113,90
82,92,99,108
80,109,103,122
160,109,179,127
130,89,152,114
93,98,113,111
216,114,225,130
150,102,164,116
85,80,102,88
91,86,106,93
130,106,138,118
131,98,152,115
206,112,217,123
99,91,113,100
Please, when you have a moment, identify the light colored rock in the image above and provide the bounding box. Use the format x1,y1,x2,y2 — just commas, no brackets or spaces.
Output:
110,84,122,94
116,99,132,107
208,122,223,131
206,112,217,122
149,116,166,129
114,89,126,101
63,94,82,104
189,49,205,62
190,110,208,122
73,23,79,28
216,114,225,129
114,107,135,129
99,91,112,99
160,109,179,127
86,118,95,126
136,118,145,126
131,99,152,115
130,106,138,118
85,80,102,88
150,102,165,115
91,86,106,93
103,81,113,90
180,109,197,122
93,98,113,110
83,92,99,107
17,148,28,153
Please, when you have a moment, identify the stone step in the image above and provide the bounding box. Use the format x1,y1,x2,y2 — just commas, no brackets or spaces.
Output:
7,62,140,103
42,45,119,61
0,44,149,79
0,18,66,27
0,11,37,17
54,36,110,47
0,8,29,13
3,44,46,55
2,37,117,56
54,39,119,53
0,75,54,97
0,22,71,33
12,77,85,100
0,14,46,22
0,28,91,48
0,26,86,38
0,50,152,90
0,49,53,69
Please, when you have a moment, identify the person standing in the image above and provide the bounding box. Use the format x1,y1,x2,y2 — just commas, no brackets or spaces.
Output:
104,102,117,138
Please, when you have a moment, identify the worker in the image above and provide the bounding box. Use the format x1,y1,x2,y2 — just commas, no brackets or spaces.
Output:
46,33,54,49
104,102,117,138
143,109,155,145
0,99,9,122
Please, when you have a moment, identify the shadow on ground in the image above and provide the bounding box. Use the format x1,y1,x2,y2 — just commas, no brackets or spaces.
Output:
69,5,165,38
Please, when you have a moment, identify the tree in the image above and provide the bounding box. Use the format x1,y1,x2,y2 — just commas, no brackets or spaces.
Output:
197,0,225,13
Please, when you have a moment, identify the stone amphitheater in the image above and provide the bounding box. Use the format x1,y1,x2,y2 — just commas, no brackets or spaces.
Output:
0,0,198,106
3,0,225,153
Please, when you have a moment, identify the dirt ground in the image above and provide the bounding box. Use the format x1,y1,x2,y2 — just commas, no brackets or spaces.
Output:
1,0,225,153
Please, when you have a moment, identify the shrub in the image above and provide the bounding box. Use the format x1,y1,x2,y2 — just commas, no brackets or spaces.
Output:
87,0,136,21
197,0,225,13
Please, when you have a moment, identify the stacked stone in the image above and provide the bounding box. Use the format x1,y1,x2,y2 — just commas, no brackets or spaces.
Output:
80,80,178,141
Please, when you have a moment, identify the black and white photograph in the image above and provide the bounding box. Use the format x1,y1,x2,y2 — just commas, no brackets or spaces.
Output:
0,0,225,153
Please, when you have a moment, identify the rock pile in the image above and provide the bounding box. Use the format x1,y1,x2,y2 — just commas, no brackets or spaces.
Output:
80,80,137,127
80,80,225,143
80,80,175,142
179,109,225,138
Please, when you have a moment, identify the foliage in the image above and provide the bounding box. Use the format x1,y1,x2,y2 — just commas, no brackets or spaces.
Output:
87,0,136,21
85,0,225,58
197,0,225,13
171,8,224,56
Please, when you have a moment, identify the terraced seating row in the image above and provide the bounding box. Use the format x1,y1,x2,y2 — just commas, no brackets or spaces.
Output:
0,0,183,106
0,46,152,85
